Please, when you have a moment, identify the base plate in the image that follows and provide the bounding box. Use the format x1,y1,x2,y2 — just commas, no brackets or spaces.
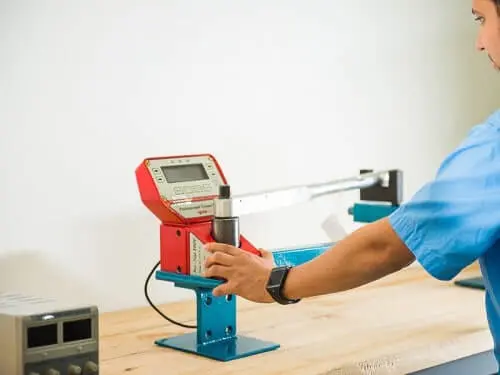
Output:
155,333,280,361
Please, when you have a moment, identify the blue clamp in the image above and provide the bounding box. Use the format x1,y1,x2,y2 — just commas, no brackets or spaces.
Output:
348,202,399,223
349,168,402,223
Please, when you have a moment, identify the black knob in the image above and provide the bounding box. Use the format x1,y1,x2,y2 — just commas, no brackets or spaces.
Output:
219,184,231,199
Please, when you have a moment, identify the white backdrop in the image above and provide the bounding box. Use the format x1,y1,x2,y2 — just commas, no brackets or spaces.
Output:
1,0,500,312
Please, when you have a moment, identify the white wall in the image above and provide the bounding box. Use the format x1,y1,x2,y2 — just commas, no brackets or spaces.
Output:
1,0,500,312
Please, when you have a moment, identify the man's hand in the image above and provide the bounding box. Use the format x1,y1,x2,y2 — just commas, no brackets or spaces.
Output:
203,243,275,303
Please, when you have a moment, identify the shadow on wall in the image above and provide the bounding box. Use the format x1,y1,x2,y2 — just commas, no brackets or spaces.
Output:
0,250,96,306
0,211,196,312
65,211,194,312
0,211,196,313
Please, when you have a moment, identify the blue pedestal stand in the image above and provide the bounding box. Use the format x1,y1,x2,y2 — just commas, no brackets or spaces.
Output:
154,271,279,361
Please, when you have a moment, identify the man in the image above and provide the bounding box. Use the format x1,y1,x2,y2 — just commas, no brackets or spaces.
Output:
204,0,500,367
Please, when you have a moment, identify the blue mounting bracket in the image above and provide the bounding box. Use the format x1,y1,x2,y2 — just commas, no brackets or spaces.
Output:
154,271,279,361
348,202,399,223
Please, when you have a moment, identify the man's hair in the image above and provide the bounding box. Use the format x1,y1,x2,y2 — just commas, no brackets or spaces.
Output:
493,0,500,13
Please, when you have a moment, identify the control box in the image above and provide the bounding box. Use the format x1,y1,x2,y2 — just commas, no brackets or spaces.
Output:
0,292,99,375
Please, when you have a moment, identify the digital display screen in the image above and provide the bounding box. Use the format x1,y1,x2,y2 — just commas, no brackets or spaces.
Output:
161,163,209,183
27,323,58,348
63,318,92,342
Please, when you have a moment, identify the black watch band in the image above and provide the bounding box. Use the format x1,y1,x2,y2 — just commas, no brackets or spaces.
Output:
266,266,301,305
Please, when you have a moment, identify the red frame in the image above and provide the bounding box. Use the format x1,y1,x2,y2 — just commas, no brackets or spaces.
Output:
135,153,260,274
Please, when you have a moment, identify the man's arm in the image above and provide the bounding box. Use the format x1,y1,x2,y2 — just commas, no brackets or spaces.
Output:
205,121,500,303
282,218,415,300
283,122,500,301
204,216,416,303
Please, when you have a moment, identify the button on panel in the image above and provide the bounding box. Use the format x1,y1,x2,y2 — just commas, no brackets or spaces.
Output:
67,365,82,375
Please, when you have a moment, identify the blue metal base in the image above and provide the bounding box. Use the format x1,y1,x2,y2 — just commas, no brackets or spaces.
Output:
155,270,280,361
155,333,279,361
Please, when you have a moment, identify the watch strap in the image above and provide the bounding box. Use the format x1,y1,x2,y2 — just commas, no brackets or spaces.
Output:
266,266,301,305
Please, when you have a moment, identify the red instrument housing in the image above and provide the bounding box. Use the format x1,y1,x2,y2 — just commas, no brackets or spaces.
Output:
135,153,260,275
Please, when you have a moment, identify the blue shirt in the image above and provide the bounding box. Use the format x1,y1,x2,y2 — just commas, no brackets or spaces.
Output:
389,109,500,367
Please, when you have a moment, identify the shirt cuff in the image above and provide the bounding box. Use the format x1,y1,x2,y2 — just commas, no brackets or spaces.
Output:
388,207,459,281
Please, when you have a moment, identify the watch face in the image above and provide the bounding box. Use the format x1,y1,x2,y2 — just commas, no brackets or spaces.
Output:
266,266,300,305
268,267,287,288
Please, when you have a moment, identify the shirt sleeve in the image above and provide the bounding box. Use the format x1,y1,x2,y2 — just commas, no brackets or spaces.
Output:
389,124,500,281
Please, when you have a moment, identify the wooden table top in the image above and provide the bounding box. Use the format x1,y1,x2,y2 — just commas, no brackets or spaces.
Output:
97,265,494,374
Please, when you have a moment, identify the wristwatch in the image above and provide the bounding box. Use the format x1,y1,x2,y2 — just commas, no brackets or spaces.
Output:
266,266,301,305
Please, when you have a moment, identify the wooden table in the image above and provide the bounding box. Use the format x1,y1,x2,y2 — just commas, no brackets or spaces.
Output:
98,265,494,374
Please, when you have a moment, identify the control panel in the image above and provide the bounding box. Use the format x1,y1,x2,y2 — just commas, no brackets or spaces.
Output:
136,154,227,224
136,153,261,275
0,293,99,375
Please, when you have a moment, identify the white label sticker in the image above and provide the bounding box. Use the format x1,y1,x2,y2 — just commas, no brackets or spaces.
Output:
190,233,209,276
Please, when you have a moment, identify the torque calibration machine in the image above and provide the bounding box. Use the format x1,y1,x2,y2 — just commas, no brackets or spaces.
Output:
135,154,402,362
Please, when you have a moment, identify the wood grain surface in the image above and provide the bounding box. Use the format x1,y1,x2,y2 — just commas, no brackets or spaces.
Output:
98,264,493,374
